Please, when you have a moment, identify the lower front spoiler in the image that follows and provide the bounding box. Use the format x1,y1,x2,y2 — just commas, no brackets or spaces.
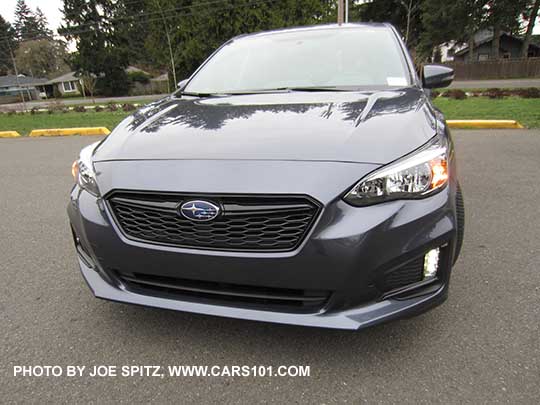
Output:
79,257,448,330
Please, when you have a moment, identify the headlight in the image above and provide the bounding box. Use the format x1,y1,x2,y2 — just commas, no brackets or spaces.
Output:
344,136,449,206
72,142,100,196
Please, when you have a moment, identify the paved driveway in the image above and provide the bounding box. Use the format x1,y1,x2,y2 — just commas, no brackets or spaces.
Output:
1,131,539,403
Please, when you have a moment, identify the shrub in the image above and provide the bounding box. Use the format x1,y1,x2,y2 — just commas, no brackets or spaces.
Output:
430,90,440,99
30,107,40,115
96,66,130,96
94,105,103,112
107,102,118,112
47,100,64,112
442,89,467,100
122,103,136,112
74,105,86,113
484,88,505,99
517,87,540,99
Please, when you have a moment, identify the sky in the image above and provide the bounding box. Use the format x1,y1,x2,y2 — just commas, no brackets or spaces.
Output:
2,1,64,33
2,0,539,37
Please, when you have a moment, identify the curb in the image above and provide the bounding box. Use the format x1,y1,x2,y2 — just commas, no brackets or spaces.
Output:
447,120,524,129
0,131,21,138
29,127,111,137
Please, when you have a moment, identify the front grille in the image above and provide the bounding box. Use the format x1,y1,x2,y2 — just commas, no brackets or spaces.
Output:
107,192,321,252
379,256,424,292
116,272,330,313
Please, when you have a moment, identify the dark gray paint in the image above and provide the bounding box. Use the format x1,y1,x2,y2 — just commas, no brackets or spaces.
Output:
93,88,437,165
68,23,461,329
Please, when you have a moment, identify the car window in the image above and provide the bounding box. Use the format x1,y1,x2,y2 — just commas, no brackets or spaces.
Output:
184,27,410,93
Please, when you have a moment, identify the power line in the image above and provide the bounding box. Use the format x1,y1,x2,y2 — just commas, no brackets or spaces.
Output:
0,0,278,41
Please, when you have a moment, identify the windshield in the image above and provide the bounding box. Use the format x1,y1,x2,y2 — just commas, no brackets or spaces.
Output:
183,27,411,94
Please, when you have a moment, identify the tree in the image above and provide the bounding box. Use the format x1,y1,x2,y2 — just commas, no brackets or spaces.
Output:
13,0,40,41
418,0,488,62
521,0,540,57
81,73,97,101
357,0,424,49
14,39,69,78
0,15,17,75
484,0,527,59
141,0,335,84
34,7,54,39
61,0,130,96
400,0,421,46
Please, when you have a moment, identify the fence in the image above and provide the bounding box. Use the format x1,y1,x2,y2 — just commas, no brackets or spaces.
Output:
129,80,170,96
444,58,540,80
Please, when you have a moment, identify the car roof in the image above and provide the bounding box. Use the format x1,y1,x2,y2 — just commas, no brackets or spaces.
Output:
231,23,394,42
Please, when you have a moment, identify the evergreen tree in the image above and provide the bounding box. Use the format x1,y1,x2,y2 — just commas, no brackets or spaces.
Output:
34,7,54,39
13,0,39,41
141,0,335,84
60,0,130,96
0,15,17,75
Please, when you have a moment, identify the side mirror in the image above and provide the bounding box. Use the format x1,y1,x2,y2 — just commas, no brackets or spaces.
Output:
422,65,454,89
177,79,188,90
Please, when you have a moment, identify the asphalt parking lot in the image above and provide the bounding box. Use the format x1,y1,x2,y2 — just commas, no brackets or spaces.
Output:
1,130,539,403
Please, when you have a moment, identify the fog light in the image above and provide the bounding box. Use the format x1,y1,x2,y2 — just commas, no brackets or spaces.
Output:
423,248,440,279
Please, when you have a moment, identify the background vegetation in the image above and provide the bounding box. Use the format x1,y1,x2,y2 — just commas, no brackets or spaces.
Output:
1,0,539,95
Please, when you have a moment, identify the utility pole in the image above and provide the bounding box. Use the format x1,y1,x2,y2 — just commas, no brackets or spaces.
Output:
345,0,349,23
6,39,27,111
154,0,178,89
337,0,344,25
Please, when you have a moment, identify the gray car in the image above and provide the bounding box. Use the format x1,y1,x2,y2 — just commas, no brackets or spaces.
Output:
68,23,465,330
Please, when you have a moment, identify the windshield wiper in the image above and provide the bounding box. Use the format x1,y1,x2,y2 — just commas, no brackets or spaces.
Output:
278,86,350,92
177,87,350,97
177,91,228,98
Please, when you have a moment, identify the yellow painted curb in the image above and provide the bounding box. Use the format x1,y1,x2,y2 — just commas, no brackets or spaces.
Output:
0,131,21,138
29,127,111,137
447,120,524,129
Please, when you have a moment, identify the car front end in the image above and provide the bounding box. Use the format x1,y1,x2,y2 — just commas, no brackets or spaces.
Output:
67,24,464,330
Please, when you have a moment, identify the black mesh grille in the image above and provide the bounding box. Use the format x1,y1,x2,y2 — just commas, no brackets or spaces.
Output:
107,192,321,252
116,271,330,313
380,256,424,292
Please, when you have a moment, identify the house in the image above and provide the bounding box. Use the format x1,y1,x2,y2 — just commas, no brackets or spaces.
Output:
454,29,540,62
42,66,151,98
0,74,48,104
43,71,83,98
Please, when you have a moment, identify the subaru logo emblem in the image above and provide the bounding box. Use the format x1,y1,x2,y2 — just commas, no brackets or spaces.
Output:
180,200,220,222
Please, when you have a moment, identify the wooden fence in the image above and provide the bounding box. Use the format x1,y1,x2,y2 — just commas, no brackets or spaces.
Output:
443,58,540,80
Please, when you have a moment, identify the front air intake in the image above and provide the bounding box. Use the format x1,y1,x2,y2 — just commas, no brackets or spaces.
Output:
106,191,321,252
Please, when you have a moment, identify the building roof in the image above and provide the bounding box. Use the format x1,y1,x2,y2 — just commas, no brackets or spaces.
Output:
0,74,48,88
151,73,169,82
455,32,540,57
125,66,150,75
46,71,80,84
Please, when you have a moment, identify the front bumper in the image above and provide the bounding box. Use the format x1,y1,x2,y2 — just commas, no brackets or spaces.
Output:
77,255,448,329
68,172,458,330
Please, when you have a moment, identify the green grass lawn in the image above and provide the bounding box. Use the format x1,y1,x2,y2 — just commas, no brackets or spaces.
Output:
433,97,540,128
0,111,130,136
1,96,539,136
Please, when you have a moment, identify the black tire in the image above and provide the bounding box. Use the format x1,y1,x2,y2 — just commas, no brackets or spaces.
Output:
453,184,465,265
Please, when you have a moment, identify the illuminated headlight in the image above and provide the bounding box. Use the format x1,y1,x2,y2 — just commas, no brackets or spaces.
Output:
72,142,100,196
423,248,440,279
344,136,449,206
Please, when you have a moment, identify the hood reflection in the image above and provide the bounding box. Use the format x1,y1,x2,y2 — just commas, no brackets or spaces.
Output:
127,88,425,134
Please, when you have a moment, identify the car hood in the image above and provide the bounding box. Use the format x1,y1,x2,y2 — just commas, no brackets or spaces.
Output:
93,88,438,165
